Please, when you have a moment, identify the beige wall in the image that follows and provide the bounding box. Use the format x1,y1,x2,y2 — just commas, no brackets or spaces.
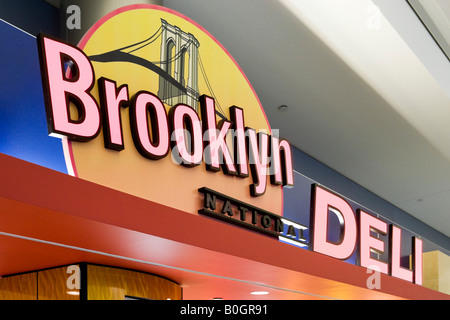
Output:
423,250,450,295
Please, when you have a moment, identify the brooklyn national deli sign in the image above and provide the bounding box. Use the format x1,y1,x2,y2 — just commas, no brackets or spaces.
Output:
36,4,422,285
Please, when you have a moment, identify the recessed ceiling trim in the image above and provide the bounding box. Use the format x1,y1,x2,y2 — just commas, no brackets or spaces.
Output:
407,0,450,61
45,0,60,8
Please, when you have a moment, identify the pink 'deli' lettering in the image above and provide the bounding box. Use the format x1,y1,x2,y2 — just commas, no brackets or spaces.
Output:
37,34,294,197
359,210,389,274
413,237,423,285
390,225,413,282
37,34,100,141
311,184,423,284
312,185,357,260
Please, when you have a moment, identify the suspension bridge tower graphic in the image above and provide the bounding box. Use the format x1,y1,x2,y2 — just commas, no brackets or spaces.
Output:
88,18,227,118
157,19,199,111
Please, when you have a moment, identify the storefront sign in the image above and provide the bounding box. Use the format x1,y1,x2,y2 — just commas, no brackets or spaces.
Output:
36,33,294,197
34,5,423,286
198,187,308,248
311,184,422,285
36,4,289,217
198,183,423,285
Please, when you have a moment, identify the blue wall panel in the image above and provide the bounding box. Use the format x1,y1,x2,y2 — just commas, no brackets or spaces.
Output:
0,20,67,174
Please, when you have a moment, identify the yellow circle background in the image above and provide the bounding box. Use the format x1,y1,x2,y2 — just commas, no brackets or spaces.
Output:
69,6,283,215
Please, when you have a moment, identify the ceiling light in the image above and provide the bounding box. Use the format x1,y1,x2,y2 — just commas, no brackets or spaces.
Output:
250,291,269,296
278,105,288,111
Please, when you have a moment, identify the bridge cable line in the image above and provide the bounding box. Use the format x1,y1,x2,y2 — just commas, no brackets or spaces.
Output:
198,52,227,119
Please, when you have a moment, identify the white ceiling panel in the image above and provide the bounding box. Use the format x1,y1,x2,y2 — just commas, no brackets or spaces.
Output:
164,0,450,238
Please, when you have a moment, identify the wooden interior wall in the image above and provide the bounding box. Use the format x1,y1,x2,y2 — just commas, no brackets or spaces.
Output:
87,265,182,300
0,263,181,300
38,266,80,300
0,272,37,300
0,265,80,300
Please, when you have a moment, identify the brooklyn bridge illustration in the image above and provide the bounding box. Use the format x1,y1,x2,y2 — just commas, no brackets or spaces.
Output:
88,19,227,119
